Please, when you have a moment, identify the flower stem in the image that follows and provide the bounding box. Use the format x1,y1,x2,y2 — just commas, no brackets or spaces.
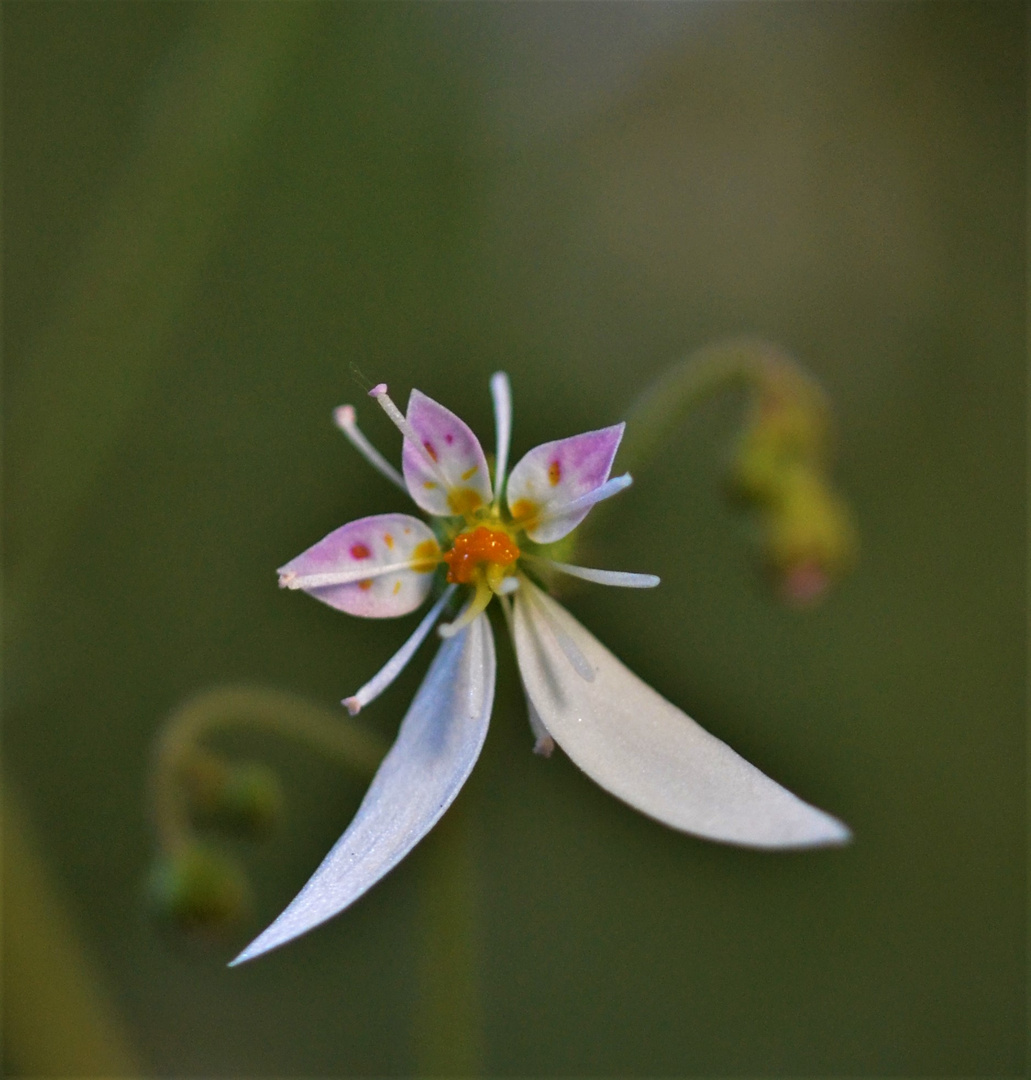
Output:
615,336,821,478
151,685,387,855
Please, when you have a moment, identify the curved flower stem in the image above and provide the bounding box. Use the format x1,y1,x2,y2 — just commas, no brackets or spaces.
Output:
577,337,854,603
150,685,388,856
614,336,824,480
154,685,485,1071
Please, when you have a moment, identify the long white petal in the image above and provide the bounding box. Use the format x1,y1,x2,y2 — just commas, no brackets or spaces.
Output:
230,614,496,965
511,581,850,849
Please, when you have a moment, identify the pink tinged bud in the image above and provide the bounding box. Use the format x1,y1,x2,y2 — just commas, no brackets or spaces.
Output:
764,470,857,605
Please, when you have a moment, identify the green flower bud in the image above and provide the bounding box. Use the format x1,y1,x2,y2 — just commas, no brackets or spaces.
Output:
731,393,829,505
211,762,284,839
147,844,250,936
182,756,284,839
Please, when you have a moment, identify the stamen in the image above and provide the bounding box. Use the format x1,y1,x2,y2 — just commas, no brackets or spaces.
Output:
438,580,493,639
556,473,632,516
278,554,439,591
521,553,659,589
333,405,407,493
527,698,556,757
369,384,447,481
490,371,512,504
522,579,595,682
343,586,456,714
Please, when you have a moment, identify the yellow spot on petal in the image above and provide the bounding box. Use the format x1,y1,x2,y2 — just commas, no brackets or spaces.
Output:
510,498,538,528
461,466,478,481
358,579,373,591
383,533,394,549
410,538,442,573
392,580,401,595
548,460,561,486
423,480,437,490
447,487,483,516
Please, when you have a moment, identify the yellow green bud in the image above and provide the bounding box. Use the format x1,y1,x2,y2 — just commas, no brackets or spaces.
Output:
147,844,250,936
182,755,284,839
731,391,830,504
762,467,858,606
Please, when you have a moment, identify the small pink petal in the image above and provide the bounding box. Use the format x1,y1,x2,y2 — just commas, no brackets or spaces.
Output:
277,513,440,618
402,390,493,517
506,423,624,543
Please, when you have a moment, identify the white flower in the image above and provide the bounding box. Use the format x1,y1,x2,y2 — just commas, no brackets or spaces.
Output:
230,374,849,965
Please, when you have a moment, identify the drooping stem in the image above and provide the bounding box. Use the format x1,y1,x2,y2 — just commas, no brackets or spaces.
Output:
150,685,387,855
614,336,826,478
578,337,854,603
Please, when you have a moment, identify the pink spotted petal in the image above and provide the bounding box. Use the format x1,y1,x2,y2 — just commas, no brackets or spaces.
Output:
402,389,493,517
277,513,440,618
506,423,625,543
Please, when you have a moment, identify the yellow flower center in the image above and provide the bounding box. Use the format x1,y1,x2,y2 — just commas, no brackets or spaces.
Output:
443,525,520,586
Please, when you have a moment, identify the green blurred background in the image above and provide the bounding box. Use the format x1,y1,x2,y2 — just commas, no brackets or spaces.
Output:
3,2,1025,1075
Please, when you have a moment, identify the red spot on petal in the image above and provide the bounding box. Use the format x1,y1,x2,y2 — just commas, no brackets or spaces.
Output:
445,433,454,444
350,543,371,560
358,579,373,591
548,460,562,486
423,441,439,462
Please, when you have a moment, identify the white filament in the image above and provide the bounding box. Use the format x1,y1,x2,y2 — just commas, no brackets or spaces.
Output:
490,372,513,504
534,473,633,531
333,405,407,493
279,558,430,590
368,384,449,484
343,586,457,714
521,553,659,589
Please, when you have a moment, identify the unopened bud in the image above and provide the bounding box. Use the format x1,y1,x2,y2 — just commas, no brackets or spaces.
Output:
763,468,857,606
147,845,250,936
183,756,284,839
731,393,829,504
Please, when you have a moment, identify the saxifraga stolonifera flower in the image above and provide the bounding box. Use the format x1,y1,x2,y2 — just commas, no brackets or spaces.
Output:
230,374,849,966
